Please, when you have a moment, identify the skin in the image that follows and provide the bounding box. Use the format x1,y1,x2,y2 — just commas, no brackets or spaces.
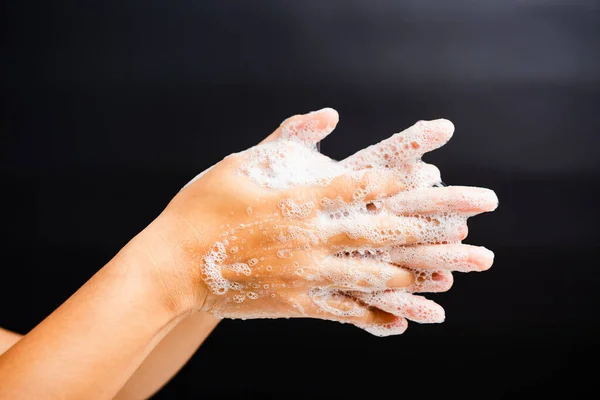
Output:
0,108,497,399
0,328,20,355
0,315,219,400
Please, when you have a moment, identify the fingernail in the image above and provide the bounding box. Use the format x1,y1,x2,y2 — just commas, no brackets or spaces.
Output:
432,272,445,281
386,270,414,288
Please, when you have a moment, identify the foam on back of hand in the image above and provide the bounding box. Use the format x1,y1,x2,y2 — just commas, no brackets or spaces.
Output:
192,113,491,336
239,141,345,189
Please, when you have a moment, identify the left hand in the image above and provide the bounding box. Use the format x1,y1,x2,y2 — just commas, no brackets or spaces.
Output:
136,108,497,336
268,109,498,332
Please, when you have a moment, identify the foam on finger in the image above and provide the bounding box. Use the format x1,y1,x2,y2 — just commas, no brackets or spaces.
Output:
192,113,494,335
341,119,454,170
390,244,495,272
280,108,339,146
352,290,446,324
360,315,408,337
302,289,409,337
385,186,499,215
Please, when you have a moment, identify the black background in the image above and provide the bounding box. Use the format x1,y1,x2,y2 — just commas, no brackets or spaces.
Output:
1,1,599,399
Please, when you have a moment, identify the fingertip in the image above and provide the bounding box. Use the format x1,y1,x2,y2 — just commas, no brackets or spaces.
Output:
437,118,455,137
468,246,495,271
283,107,339,144
443,186,499,213
318,107,339,125
429,118,455,138
305,107,339,133
398,294,445,323
407,297,445,323
362,314,408,337
487,189,499,211
432,303,446,323
416,118,455,144
468,187,500,212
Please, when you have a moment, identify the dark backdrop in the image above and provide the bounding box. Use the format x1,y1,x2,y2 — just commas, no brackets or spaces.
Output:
1,1,599,398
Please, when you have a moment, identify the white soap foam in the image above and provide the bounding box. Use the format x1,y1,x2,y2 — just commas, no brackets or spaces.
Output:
238,141,345,190
352,290,445,324
308,287,366,317
195,116,491,335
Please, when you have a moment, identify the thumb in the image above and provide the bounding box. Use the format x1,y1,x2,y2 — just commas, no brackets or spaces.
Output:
260,107,339,146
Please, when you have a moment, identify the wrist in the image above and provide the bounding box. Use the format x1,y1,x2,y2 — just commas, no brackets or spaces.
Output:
123,214,211,318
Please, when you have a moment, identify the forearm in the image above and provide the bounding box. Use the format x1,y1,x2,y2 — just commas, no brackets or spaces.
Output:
1,313,220,400
0,328,21,355
115,311,220,400
0,233,194,399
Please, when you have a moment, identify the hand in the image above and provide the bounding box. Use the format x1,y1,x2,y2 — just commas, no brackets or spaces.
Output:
265,109,498,330
340,116,498,327
138,108,497,336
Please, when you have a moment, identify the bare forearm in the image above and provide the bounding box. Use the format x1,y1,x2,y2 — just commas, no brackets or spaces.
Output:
1,313,219,400
0,328,21,355
0,238,190,399
115,311,220,400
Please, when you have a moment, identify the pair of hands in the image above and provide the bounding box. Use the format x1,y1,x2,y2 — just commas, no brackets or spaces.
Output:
143,108,497,336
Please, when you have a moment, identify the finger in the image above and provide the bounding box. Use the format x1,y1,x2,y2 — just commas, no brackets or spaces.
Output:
350,290,445,324
325,257,454,293
409,269,454,293
390,244,495,272
317,256,414,290
300,289,409,337
395,161,442,190
341,119,454,169
260,108,339,145
323,213,468,248
385,186,499,215
358,315,408,337
307,168,405,205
